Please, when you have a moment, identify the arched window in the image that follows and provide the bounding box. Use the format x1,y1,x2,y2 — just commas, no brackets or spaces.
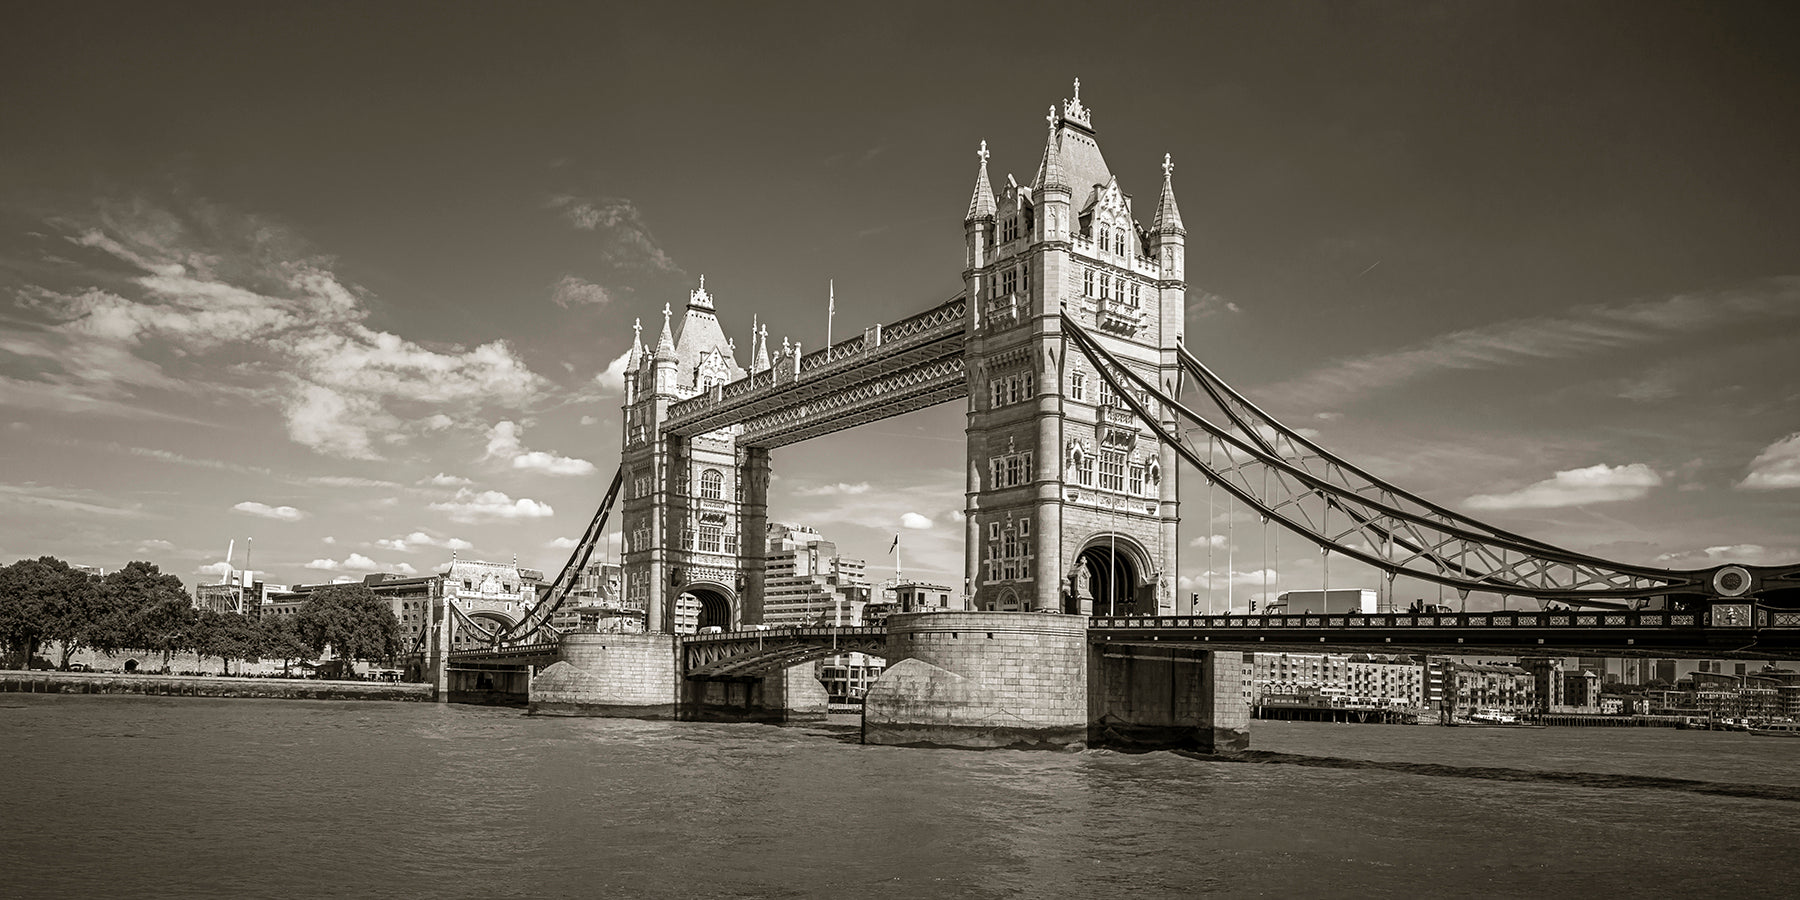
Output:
699,469,723,500
1115,229,1127,255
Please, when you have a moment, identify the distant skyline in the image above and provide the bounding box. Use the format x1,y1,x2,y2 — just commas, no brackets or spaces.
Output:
2,3,1796,606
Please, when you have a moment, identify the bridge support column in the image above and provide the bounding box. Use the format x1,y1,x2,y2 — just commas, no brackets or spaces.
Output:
529,633,679,717
739,447,770,624
1088,645,1249,753
864,611,1088,749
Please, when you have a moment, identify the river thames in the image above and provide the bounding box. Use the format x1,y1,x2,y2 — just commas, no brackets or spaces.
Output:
4,695,1797,898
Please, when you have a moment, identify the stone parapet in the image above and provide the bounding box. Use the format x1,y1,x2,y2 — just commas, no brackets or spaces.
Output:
864,610,1089,749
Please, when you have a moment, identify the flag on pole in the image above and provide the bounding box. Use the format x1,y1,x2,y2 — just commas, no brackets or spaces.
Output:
888,533,899,554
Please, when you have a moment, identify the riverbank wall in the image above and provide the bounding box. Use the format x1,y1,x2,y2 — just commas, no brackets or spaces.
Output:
0,670,432,702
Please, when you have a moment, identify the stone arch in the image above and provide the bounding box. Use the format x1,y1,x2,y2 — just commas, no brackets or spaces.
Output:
1073,532,1156,617
682,580,735,631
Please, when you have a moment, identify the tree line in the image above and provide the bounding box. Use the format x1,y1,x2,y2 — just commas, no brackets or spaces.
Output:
0,556,407,675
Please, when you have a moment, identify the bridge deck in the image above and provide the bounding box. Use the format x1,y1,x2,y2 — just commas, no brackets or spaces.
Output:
1092,610,1800,659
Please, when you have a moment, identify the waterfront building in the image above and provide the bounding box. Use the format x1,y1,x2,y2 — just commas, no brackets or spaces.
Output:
1451,661,1535,714
1248,651,1423,712
757,523,885,701
268,558,543,651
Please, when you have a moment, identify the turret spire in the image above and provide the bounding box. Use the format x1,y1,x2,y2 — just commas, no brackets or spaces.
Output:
655,302,676,358
1153,153,1185,235
626,317,644,368
1036,107,1068,193
966,139,996,221
753,323,770,373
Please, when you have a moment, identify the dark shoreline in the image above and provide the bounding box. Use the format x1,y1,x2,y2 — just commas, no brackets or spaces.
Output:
0,670,432,702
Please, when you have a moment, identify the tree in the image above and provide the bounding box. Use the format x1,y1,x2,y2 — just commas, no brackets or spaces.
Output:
108,562,194,673
39,562,106,669
193,609,260,675
258,614,312,676
294,584,403,670
0,558,61,668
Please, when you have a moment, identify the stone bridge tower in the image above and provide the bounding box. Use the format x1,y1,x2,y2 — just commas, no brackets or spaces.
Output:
618,278,762,634
961,81,1186,617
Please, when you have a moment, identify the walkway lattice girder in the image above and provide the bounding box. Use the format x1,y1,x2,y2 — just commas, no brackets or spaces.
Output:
665,296,969,446
682,627,888,677
1063,314,1799,602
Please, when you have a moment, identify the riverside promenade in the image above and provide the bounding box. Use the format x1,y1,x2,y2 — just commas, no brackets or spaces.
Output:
0,670,431,702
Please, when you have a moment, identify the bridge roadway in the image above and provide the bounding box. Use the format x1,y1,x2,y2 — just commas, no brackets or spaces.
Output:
1089,606,1800,660
448,603,1800,680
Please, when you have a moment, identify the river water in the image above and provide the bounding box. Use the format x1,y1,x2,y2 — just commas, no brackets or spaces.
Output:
4,696,1797,898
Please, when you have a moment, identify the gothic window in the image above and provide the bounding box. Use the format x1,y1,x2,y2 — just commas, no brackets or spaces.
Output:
1100,274,1110,300
1022,372,1034,397
991,380,1005,408
1007,377,1020,405
1079,454,1095,487
1100,449,1126,492
1005,455,1021,487
1021,265,1030,293
1112,275,1122,300
1099,380,1118,409
990,458,1005,488
1130,282,1141,307
1115,229,1126,255
1130,464,1146,495
1001,267,1017,296
698,523,722,553
699,469,723,500
1070,372,1086,401
1083,268,1094,297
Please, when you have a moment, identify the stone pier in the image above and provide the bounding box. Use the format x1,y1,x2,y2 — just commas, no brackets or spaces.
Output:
1088,645,1249,753
529,633,679,717
863,611,1090,749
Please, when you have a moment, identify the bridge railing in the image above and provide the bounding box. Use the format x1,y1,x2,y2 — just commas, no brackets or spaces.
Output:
447,641,560,660
666,296,966,426
1090,609,1797,630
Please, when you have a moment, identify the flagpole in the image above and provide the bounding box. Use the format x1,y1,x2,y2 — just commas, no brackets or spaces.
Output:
827,279,835,347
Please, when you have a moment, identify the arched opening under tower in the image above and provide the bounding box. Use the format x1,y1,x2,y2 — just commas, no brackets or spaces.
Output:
686,586,733,631
1077,544,1141,617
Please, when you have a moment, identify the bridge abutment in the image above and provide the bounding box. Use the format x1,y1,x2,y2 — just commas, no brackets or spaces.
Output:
1088,646,1249,753
863,611,1089,749
529,633,680,717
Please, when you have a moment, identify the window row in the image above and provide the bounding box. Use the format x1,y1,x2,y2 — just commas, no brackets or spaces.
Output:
1081,269,1141,306
989,449,1034,489
986,518,1033,582
1096,226,1131,256
988,263,1030,298
989,372,1035,408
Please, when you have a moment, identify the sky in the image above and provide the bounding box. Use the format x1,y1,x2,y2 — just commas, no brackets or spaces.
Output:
1,2,1796,606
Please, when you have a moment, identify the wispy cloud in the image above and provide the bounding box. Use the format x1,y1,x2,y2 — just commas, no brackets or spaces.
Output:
546,195,682,274
0,483,148,519
550,275,614,308
422,473,472,487
900,512,933,530
232,500,306,521
1654,544,1800,568
794,481,871,496
484,420,595,476
1465,462,1662,510
1739,433,1800,490
304,553,412,574
1262,278,1800,408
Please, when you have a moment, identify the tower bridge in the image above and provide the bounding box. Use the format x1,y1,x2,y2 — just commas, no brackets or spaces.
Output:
438,82,1800,750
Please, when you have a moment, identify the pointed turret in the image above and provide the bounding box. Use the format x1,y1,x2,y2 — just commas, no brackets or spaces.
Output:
626,317,645,368
1035,106,1068,193
966,140,997,222
1153,153,1185,236
655,303,676,359
753,324,770,373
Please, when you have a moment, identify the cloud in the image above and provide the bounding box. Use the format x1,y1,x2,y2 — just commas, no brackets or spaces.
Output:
901,512,934,530
429,488,554,523
1465,463,1662,510
1263,278,1800,408
1189,534,1229,549
1739,433,1800,490
197,561,234,579
423,473,472,487
374,531,473,553
304,553,381,572
549,536,579,550
11,198,549,460
232,500,306,521
1654,544,1799,567
546,195,681,273
550,275,613,308
795,482,872,496
322,536,336,545
305,475,401,489
592,349,633,397
484,420,595,476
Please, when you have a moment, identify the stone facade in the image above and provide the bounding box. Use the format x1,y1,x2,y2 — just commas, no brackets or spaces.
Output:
961,81,1184,618
530,633,679,717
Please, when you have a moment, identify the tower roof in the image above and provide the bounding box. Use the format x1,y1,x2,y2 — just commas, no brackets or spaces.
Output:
1032,79,1112,205
966,140,997,220
1154,153,1185,235
670,275,746,386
